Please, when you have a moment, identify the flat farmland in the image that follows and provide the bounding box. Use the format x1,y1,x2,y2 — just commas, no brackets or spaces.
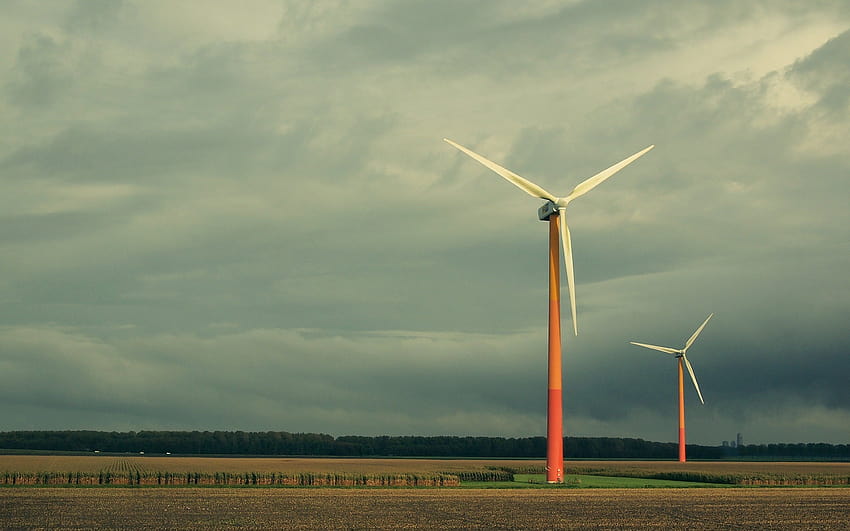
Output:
3,456,849,487
0,455,537,474
3,455,848,476
571,459,850,477
1,488,848,529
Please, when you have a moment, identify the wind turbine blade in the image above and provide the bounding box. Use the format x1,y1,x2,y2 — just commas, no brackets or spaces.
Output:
629,342,680,355
683,355,705,404
444,138,558,201
558,208,578,336
564,145,654,202
685,313,714,350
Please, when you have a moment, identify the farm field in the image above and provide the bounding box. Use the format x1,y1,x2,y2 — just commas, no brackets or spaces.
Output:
3,455,849,476
1,487,848,529
0,455,539,474
2,456,849,486
569,459,850,477
569,460,850,485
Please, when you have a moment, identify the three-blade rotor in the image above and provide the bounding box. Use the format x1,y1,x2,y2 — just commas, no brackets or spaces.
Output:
630,313,713,404
444,138,654,336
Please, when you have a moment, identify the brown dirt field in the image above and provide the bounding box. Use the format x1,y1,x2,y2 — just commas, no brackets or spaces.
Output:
1,487,848,529
571,460,850,477
3,455,848,479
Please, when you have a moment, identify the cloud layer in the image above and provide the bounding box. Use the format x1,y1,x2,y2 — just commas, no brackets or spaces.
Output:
1,1,849,444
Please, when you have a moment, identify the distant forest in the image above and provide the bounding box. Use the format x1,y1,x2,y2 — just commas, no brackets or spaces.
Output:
1,431,847,459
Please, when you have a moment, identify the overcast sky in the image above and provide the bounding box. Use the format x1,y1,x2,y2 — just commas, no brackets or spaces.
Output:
1,1,848,446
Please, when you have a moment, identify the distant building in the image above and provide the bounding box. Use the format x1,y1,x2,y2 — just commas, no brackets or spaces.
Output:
736,433,744,447
722,441,729,447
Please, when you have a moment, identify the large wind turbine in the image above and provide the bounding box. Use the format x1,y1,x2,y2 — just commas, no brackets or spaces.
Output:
445,138,653,482
630,313,713,463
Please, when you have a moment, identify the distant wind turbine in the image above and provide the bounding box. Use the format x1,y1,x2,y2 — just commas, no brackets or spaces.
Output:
631,313,713,463
445,138,654,482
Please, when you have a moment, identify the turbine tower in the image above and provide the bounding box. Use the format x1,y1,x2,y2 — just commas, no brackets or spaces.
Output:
445,138,653,482
630,313,713,463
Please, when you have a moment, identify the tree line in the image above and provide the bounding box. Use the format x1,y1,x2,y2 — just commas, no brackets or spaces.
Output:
0,431,846,459
737,442,849,459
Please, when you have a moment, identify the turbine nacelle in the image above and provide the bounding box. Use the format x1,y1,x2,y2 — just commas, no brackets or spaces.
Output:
537,201,559,221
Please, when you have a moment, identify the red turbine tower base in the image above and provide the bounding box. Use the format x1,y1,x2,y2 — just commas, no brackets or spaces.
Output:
678,357,686,463
547,215,564,483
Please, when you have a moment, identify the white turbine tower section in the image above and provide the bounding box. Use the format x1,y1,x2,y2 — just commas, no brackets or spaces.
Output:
444,138,654,335
630,313,713,404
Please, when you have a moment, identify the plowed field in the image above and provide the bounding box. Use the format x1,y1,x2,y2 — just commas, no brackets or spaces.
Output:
1,488,847,529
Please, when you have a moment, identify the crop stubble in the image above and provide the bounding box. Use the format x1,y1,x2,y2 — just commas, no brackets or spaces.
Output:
1,488,848,529
4,456,849,475
3,456,849,487
0,455,538,474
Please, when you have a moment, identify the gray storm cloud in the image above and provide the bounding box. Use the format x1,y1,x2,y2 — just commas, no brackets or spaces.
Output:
0,1,848,444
